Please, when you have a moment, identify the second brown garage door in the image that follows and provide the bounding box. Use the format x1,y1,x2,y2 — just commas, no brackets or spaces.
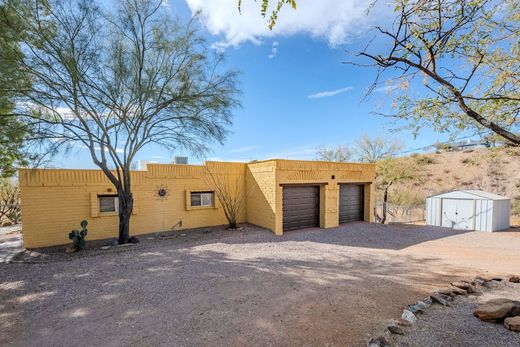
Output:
339,184,364,224
283,186,319,231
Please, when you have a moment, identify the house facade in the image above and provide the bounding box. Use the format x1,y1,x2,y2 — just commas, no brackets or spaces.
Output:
19,159,376,248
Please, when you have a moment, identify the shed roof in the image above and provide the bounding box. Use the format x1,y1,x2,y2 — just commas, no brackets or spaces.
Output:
427,190,510,200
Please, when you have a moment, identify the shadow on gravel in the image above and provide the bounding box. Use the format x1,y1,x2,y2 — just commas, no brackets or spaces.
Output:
1,229,470,347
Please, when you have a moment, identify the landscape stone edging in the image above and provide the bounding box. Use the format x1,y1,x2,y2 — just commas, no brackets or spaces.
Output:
367,275,519,347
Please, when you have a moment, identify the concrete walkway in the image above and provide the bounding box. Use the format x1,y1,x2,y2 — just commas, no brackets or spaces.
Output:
0,225,22,263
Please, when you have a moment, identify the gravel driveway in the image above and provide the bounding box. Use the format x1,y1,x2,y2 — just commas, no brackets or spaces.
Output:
1,223,519,347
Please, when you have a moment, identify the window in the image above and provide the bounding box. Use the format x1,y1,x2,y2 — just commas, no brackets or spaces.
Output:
98,195,119,213
190,192,214,207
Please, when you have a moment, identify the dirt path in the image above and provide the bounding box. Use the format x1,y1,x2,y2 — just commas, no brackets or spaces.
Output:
1,223,519,347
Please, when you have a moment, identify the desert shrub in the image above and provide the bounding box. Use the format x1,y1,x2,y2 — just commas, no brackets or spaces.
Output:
416,156,437,165
444,169,451,174
512,200,520,217
461,157,479,166
69,220,88,250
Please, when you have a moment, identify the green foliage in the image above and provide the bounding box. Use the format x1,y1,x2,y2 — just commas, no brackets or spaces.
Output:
0,0,37,177
68,220,88,250
512,199,520,217
238,0,296,29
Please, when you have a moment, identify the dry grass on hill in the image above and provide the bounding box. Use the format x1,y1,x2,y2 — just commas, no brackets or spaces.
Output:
385,146,520,223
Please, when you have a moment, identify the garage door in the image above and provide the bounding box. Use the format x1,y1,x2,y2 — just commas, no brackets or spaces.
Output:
283,186,319,231
441,199,475,230
339,184,364,224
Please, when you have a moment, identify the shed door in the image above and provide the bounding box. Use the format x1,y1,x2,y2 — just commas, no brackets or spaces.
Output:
283,186,319,231
441,199,475,230
339,184,365,224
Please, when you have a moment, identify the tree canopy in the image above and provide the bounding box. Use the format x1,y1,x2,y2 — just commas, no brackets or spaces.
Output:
7,0,240,243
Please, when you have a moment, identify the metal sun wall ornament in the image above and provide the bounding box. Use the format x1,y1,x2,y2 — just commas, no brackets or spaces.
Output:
155,185,169,200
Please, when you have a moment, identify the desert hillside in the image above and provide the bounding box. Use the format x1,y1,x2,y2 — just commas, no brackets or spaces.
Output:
384,146,520,219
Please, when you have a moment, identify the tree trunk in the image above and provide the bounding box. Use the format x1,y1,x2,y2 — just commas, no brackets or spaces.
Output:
117,189,133,244
381,186,389,224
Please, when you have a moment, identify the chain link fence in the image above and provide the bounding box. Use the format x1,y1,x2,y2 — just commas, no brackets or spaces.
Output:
375,202,425,224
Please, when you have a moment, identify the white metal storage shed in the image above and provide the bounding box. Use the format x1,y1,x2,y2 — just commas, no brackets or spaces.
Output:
426,190,510,232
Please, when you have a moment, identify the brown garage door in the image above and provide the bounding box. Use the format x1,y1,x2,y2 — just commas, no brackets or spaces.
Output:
339,184,364,224
283,186,319,231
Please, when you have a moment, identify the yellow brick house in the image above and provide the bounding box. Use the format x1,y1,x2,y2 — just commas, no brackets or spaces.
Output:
19,159,375,248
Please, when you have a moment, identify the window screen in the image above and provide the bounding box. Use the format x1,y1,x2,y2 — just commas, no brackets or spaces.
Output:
190,192,214,207
99,195,118,213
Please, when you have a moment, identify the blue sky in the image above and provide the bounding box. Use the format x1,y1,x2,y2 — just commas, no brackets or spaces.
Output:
54,0,457,168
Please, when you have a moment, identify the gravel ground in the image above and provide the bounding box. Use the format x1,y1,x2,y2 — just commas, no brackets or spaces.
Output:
0,225,22,263
1,222,519,347
393,281,520,347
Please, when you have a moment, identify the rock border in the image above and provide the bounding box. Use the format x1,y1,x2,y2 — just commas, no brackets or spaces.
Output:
367,274,520,346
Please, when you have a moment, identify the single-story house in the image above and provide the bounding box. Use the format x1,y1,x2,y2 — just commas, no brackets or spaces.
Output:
426,190,510,231
19,159,376,248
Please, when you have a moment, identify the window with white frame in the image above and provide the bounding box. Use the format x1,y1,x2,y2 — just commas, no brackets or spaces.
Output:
98,195,119,213
190,191,214,207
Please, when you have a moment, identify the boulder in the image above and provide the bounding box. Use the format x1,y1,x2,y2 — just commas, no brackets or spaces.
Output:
509,276,520,283
449,286,468,295
431,293,451,306
367,336,390,347
407,303,426,314
473,299,520,322
402,309,417,324
504,316,520,331
396,318,414,327
436,288,456,297
387,324,405,335
451,281,471,290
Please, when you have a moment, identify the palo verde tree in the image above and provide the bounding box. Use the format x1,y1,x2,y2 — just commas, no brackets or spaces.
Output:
376,157,415,224
243,1,520,146
8,0,239,244
0,0,37,178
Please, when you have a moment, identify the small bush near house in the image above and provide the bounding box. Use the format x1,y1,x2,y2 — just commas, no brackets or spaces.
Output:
69,220,88,251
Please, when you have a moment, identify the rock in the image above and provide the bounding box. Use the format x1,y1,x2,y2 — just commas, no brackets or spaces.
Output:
449,286,468,295
128,236,140,244
396,318,414,327
504,316,520,331
451,281,471,290
422,297,434,306
100,245,111,250
180,233,186,237
367,336,390,347
473,299,520,322
436,288,456,297
509,276,520,283
402,309,417,324
407,303,425,314
387,324,405,335
431,293,451,306
1,220,13,227
466,284,476,294
65,246,77,254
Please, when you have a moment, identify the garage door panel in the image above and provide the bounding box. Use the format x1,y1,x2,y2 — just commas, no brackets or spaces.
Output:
283,186,319,231
339,184,364,224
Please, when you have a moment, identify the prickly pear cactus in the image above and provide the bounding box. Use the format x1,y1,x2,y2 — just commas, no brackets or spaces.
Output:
68,220,88,250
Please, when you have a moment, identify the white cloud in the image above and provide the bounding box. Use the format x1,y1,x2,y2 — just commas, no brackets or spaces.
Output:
229,145,261,153
307,86,353,99
185,0,390,48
